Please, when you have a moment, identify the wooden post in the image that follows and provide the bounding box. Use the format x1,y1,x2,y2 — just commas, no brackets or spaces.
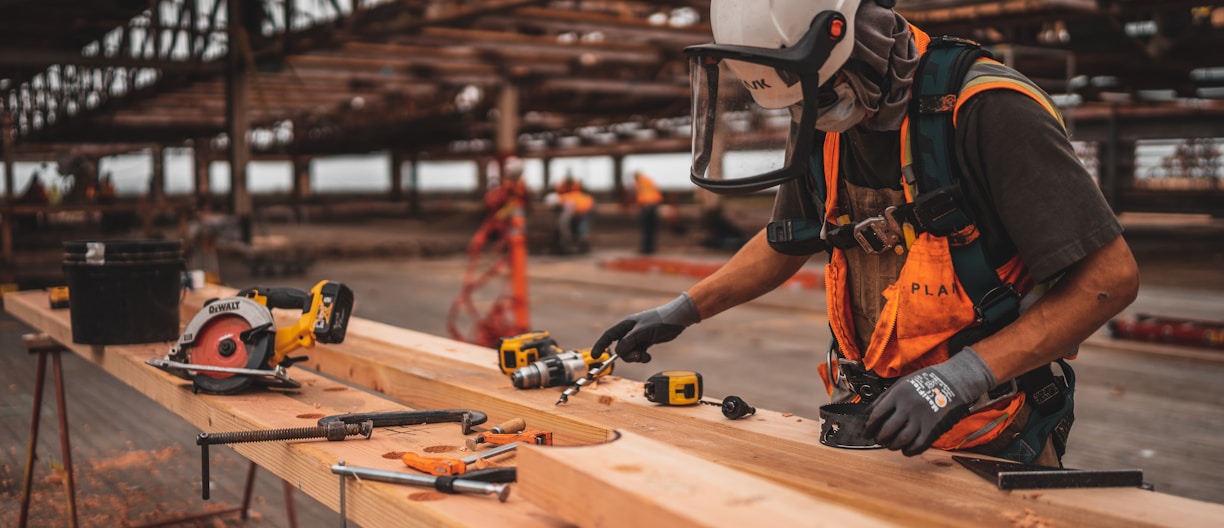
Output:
389,150,404,202
227,0,253,244
2,109,14,205
1,110,14,283
611,154,625,204
193,138,211,203
475,158,489,199
408,155,420,217
292,155,311,222
496,82,520,163
150,144,165,206
541,157,552,191
495,81,529,333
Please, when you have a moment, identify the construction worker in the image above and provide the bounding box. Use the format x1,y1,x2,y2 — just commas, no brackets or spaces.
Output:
592,0,1138,467
633,171,663,254
559,178,595,254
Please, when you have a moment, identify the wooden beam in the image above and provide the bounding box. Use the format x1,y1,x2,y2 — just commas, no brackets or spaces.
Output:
490,7,712,45
0,47,224,74
203,289,1224,528
11,278,1224,526
516,431,896,527
229,0,253,243
900,0,1097,24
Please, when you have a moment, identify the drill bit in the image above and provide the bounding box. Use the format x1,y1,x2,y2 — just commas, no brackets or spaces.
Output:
556,353,618,405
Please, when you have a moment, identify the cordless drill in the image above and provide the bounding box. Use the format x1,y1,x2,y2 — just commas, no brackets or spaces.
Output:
510,348,612,389
496,331,563,375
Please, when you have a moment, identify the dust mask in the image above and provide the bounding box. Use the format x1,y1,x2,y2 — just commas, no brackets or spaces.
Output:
815,82,867,133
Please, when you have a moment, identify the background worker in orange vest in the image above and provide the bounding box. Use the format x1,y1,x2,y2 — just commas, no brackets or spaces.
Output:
591,0,1138,467
633,170,664,254
551,175,595,254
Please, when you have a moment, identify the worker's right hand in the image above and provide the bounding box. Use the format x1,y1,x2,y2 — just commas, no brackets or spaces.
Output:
592,293,701,363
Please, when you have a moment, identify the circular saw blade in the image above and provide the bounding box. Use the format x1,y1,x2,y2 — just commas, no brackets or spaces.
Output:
181,297,275,394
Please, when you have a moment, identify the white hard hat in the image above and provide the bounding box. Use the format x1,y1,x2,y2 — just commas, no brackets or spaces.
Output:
503,156,524,177
711,0,860,108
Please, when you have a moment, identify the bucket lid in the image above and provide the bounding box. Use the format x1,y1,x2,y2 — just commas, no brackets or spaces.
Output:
64,240,182,264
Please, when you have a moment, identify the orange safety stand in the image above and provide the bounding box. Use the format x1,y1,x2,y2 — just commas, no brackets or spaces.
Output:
17,333,299,528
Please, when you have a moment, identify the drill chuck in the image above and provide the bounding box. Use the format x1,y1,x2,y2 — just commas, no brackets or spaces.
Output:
511,351,589,389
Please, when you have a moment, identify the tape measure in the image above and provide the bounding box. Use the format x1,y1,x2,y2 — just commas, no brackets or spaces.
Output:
644,370,757,420
644,370,703,406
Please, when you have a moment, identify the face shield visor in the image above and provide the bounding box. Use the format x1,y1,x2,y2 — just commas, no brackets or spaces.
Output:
686,11,849,195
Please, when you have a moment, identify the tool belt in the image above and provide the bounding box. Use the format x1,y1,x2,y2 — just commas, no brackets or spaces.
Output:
819,402,882,449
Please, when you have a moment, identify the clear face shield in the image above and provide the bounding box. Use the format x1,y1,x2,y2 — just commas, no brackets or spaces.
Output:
686,11,849,195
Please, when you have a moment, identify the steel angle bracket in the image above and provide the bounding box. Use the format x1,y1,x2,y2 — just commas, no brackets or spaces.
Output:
952,455,1147,490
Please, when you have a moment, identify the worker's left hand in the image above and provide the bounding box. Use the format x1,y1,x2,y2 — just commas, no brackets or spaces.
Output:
863,347,996,456
591,292,700,363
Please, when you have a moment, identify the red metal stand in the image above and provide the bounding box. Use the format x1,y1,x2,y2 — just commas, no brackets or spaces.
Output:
1109,314,1224,350
19,333,79,528
18,333,298,528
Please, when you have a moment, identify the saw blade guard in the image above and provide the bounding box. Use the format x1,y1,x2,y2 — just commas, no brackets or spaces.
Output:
175,296,276,394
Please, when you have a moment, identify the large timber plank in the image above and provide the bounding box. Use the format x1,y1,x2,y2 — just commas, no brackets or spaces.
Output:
165,284,1224,528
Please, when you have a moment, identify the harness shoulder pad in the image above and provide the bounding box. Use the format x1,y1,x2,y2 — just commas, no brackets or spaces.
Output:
909,36,991,193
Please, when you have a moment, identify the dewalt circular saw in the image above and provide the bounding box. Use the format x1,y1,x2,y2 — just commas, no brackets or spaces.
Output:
148,280,354,394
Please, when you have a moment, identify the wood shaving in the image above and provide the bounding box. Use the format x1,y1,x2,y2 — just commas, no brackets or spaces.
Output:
1004,508,1053,528
782,413,793,417
408,491,448,502
424,445,458,454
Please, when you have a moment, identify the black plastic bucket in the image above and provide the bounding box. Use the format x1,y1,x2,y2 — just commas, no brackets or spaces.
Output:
63,240,184,345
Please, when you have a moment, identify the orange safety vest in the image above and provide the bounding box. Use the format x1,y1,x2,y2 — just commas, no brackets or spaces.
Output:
818,26,1066,451
636,176,663,206
563,190,595,215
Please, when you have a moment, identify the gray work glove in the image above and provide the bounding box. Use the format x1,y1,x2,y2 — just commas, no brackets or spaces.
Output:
863,346,996,456
591,293,700,363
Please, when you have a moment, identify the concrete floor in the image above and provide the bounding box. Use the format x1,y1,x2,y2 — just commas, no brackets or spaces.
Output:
3,206,1223,526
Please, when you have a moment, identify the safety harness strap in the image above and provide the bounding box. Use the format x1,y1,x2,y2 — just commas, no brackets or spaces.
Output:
908,37,1069,418
908,37,1020,330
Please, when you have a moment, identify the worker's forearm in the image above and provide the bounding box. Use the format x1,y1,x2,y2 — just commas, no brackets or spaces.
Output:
687,229,812,319
974,235,1139,383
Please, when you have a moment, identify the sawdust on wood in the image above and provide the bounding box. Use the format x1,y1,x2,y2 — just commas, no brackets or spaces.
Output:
296,413,325,419
408,491,448,501
89,446,182,472
423,445,458,454
1005,508,1054,528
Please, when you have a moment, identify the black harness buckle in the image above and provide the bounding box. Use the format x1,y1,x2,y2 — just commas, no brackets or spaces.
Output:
912,187,967,236
836,358,896,402
974,283,1020,326
852,216,900,254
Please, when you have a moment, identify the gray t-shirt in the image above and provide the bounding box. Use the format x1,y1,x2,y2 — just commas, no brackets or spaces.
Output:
773,89,1122,283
